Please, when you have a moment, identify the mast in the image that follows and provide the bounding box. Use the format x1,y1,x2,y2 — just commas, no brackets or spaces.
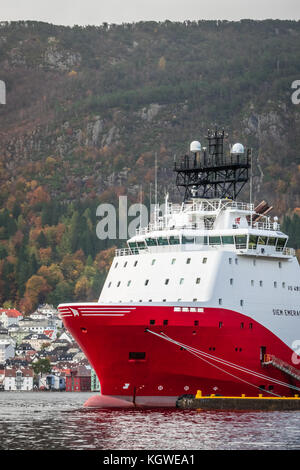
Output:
174,129,251,201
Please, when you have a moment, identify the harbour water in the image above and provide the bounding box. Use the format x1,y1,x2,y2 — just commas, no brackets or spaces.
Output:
0,392,300,450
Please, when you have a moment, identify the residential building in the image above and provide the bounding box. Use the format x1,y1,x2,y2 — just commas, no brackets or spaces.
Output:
4,368,34,391
0,334,15,363
0,309,23,328
91,368,101,392
65,365,91,392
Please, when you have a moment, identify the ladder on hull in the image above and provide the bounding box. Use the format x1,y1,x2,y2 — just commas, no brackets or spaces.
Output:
263,354,300,382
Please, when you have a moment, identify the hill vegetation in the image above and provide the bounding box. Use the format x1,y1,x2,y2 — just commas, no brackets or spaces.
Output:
0,19,300,312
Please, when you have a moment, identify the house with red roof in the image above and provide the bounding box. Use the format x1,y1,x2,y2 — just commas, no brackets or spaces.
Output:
0,309,23,328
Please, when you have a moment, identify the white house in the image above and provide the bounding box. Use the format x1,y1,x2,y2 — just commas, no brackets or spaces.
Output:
0,309,23,328
4,368,34,391
0,335,15,362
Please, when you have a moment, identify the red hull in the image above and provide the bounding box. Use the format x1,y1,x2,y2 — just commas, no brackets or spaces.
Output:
58,304,300,406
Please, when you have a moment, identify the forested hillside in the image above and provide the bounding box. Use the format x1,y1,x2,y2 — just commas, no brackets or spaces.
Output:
1,19,300,312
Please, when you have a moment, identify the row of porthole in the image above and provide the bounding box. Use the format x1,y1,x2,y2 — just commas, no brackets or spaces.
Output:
157,385,190,391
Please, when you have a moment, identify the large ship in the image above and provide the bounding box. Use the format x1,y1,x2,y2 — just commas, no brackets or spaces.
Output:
58,129,300,407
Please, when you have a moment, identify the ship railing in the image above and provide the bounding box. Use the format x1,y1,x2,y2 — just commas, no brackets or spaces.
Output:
251,221,280,231
136,221,213,235
115,247,148,257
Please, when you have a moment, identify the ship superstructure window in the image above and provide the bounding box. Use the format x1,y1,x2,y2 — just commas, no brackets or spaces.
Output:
123,261,127,268
108,282,112,288
194,320,199,326
202,258,207,264
146,237,158,246
179,278,184,285
169,236,180,245
230,278,233,285
279,262,282,268
235,235,247,248
115,263,118,269
196,277,201,284
195,236,208,245
235,258,238,265
274,281,277,288
145,279,149,286
219,298,222,305
134,261,138,267
158,237,169,246
186,258,191,264
222,236,234,245
171,258,176,265
249,235,258,249
251,280,254,286
117,281,121,287
258,236,267,246
229,258,232,264
165,279,169,285
240,300,244,307
127,280,131,287
277,238,286,251
209,236,221,245
259,280,263,287
282,282,285,288
268,237,276,246
163,320,168,325
137,241,146,250
182,235,194,244
151,259,156,265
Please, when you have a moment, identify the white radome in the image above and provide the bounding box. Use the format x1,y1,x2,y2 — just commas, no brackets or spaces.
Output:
231,143,245,154
190,141,201,153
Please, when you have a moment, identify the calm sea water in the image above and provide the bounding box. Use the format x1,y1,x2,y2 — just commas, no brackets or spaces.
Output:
0,391,299,450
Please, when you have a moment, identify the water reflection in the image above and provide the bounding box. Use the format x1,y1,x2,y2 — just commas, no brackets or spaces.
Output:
0,392,300,450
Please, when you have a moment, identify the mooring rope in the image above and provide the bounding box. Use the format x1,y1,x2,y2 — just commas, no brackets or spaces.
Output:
145,329,300,396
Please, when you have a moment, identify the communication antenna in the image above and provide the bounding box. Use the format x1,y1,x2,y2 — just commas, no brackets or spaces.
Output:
155,152,158,206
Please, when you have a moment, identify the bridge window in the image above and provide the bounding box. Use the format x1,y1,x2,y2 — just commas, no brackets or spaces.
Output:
222,236,234,245
258,236,267,246
195,236,208,245
235,235,247,248
249,235,258,249
209,236,221,245
146,238,158,246
268,237,276,246
277,238,286,251
169,236,180,245
182,235,194,244
137,241,146,249
158,237,169,246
